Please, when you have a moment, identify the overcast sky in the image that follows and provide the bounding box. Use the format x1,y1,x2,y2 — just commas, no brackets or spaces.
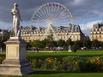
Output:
0,0,103,35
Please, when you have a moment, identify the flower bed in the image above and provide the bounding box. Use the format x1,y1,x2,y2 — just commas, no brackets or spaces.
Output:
27,56,103,72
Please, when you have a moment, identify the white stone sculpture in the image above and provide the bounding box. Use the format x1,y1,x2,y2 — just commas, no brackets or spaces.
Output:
11,3,21,36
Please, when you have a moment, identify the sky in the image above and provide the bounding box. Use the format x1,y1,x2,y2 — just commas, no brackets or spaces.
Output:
0,0,103,36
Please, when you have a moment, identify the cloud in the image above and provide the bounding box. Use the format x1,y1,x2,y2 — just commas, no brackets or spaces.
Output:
70,0,87,6
80,20,102,35
0,0,103,23
0,0,103,36
92,10,103,16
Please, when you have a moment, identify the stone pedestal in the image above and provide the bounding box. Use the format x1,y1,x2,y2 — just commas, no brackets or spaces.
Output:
0,37,33,76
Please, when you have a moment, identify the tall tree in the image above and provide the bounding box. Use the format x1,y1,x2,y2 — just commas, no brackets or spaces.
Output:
57,39,65,47
91,40,100,49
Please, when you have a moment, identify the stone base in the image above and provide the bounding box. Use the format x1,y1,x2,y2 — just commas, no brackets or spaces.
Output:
0,59,33,76
0,36,33,76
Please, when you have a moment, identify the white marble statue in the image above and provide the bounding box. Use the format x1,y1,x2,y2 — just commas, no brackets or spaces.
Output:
11,3,21,36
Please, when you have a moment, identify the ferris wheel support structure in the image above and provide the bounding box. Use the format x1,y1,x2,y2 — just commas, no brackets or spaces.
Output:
30,2,73,41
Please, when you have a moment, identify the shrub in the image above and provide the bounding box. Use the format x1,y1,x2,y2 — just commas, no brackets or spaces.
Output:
1,54,103,72
28,56,103,72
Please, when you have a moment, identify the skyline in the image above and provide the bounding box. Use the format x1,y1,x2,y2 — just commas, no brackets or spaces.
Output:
0,0,103,35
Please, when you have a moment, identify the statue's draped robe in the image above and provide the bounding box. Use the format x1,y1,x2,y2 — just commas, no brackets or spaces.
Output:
11,6,21,36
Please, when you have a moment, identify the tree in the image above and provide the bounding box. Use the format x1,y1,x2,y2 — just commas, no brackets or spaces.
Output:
79,36,91,49
57,39,65,47
45,34,57,48
71,41,80,52
71,44,77,52
0,31,10,51
26,41,32,49
91,40,100,49
66,38,74,46
46,40,57,48
47,34,53,42
31,40,44,48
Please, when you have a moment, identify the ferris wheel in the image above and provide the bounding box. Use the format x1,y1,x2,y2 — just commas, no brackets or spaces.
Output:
30,2,73,41
31,2,73,27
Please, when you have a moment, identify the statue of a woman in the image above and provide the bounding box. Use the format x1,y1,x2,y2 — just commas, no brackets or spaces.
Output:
11,3,21,36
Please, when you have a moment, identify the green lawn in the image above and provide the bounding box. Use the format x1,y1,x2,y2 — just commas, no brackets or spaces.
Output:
1,73,102,77
27,50,103,58
1,50,103,57
22,73,103,77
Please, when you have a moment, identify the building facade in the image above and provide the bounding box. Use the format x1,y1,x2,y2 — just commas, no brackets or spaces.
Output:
90,23,103,41
21,24,85,42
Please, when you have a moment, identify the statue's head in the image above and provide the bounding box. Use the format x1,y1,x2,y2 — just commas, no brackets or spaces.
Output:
13,3,18,7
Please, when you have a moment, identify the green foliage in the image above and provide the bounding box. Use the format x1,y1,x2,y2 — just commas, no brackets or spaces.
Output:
82,39,91,48
66,38,74,46
1,51,103,73
79,56,103,72
71,41,79,52
57,39,65,47
26,51,103,72
0,54,5,63
0,32,10,50
27,50,103,59
30,56,103,72
26,37,103,50
92,40,101,48
31,40,45,48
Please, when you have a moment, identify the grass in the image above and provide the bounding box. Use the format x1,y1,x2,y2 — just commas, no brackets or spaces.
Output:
27,50,103,58
1,73,103,77
22,73,103,77
1,50,103,58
